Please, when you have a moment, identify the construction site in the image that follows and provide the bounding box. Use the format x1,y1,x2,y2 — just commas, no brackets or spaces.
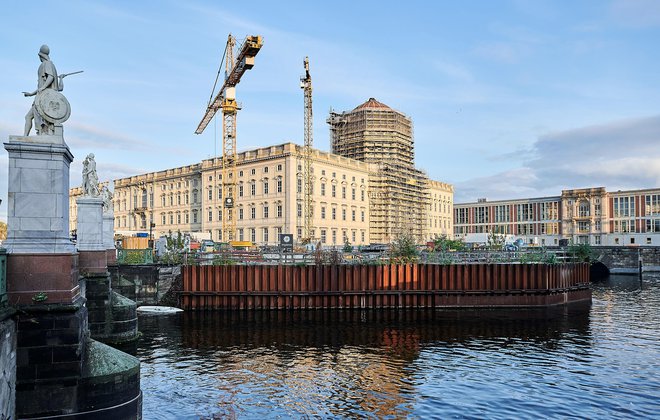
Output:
328,98,447,243
76,34,454,248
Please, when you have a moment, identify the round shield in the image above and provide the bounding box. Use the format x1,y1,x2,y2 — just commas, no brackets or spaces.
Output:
35,89,71,124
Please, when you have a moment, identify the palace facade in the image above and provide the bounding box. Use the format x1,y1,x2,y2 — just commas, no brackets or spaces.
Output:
69,98,454,247
78,142,453,247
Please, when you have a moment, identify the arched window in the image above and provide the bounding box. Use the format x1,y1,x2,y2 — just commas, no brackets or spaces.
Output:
578,200,590,217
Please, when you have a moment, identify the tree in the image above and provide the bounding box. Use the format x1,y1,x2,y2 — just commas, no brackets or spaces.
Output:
343,239,353,253
568,243,594,262
390,232,419,263
432,234,466,252
159,230,186,264
0,221,6,241
487,228,505,250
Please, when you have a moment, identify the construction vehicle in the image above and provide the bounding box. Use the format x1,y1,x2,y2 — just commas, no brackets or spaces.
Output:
195,34,263,242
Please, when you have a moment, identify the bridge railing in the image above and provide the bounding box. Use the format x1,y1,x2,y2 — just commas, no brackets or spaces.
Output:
157,248,587,266
421,249,580,265
117,248,154,265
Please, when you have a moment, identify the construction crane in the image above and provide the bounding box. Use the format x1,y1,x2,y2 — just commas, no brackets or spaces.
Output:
300,56,314,244
195,34,263,242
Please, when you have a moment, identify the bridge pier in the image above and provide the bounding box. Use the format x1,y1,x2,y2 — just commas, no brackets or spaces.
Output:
2,135,141,418
593,246,660,275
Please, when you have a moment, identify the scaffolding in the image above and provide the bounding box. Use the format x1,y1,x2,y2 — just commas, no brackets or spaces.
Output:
328,98,429,243
328,98,414,168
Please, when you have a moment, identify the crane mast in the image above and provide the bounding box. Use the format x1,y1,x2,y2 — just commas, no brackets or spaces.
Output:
300,56,314,243
196,34,263,242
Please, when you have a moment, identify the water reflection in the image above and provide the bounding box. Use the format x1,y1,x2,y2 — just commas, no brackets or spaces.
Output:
139,305,593,419
137,274,659,419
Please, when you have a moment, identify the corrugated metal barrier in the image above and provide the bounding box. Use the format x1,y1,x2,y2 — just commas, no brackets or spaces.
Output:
180,263,591,310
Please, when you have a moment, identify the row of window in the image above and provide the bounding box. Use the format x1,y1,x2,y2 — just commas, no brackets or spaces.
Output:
161,179,197,191
316,205,366,222
225,226,367,244
454,223,560,235
301,181,366,202
316,228,366,244
429,218,451,229
159,211,199,226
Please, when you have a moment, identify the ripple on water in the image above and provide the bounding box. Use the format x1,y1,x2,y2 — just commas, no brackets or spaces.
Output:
137,275,660,419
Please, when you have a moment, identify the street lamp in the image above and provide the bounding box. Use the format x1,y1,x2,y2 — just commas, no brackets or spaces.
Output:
149,222,156,249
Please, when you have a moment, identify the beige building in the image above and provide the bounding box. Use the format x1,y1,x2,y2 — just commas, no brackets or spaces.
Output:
198,143,372,246
69,99,454,247
427,180,454,239
69,183,108,237
105,143,373,247
454,187,660,246
328,98,453,242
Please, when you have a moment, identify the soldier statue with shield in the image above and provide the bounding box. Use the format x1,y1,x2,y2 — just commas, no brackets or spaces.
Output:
22,44,81,136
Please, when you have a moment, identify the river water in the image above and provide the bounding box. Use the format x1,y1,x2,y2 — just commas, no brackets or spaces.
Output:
137,274,660,419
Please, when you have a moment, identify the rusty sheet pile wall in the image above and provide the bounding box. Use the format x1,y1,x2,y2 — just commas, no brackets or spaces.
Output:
181,263,590,310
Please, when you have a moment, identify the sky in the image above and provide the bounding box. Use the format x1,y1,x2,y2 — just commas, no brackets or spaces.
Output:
1,0,659,221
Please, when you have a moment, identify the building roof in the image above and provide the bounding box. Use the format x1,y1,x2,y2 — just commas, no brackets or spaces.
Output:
353,98,393,111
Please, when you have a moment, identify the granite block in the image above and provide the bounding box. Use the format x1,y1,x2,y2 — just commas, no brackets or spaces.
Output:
15,193,56,218
20,168,51,193
20,217,51,231
15,159,50,169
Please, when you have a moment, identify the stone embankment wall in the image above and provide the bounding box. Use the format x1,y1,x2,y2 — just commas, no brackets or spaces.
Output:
593,247,660,274
0,316,16,418
109,265,182,306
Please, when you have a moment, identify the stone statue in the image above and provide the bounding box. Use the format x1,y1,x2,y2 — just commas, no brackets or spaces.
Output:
22,44,79,136
101,185,114,214
82,153,100,197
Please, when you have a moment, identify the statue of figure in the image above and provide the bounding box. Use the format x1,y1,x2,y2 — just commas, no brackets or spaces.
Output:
22,44,78,136
82,153,100,196
101,185,114,214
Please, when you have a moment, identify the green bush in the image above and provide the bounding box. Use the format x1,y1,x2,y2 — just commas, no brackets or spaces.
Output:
432,234,466,252
568,243,594,262
391,232,419,264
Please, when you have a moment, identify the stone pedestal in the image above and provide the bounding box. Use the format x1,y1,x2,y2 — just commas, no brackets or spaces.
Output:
103,213,117,265
77,196,108,275
78,193,137,347
4,134,140,418
3,135,75,255
76,196,105,251
3,136,79,306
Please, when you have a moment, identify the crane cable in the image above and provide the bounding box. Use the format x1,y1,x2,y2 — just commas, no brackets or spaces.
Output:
207,41,229,108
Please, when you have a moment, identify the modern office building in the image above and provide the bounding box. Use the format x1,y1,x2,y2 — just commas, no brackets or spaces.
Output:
454,187,660,246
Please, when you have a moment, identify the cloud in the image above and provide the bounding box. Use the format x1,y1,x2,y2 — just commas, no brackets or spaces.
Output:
65,121,156,151
455,114,660,202
609,0,660,28
473,42,520,64
431,59,474,83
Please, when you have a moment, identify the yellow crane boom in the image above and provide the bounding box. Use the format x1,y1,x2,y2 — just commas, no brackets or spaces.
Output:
195,34,263,242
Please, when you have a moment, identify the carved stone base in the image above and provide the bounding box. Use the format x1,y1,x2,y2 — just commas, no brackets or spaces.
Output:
106,248,117,265
78,250,107,275
6,253,80,306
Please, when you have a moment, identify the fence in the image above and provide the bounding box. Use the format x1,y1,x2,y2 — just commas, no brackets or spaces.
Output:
182,248,584,266
180,262,590,310
117,249,154,265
